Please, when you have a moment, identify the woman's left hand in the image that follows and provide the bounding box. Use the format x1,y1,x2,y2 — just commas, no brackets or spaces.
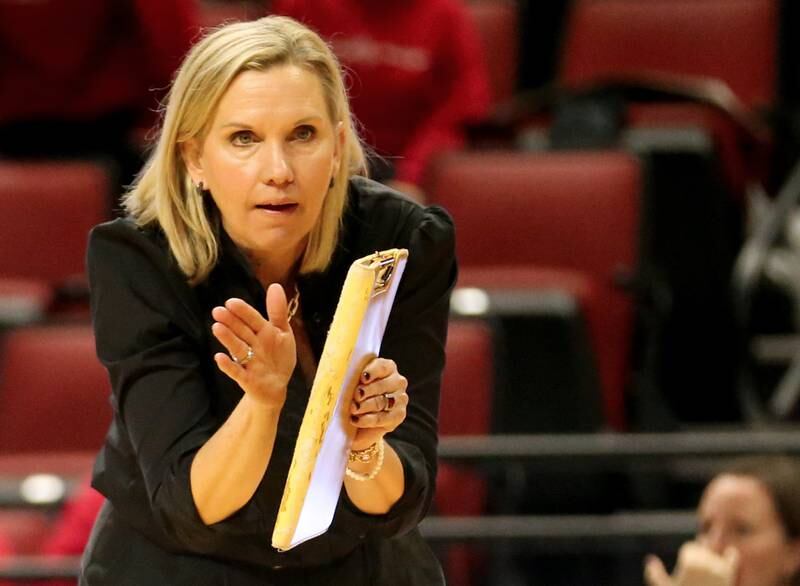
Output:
349,357,409,451
645,543,739,586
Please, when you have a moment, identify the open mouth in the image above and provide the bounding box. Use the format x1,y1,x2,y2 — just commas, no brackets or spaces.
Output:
256,203,299,213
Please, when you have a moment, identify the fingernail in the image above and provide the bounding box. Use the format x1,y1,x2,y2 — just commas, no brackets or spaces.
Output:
358,387,365,399
350,415,359,422
362,371,370,382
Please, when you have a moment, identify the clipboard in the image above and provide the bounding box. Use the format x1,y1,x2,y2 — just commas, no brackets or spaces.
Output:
271,248,409,551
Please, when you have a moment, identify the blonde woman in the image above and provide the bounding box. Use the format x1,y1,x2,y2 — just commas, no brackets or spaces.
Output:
81,16,454,585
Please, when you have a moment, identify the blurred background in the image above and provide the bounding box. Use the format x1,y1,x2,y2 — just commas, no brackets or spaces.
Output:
1,0,800,584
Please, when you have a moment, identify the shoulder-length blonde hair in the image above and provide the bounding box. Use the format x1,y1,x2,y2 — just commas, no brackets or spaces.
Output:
124,16,367,285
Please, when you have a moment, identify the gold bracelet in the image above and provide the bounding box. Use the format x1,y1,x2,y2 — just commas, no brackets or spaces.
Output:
348,441,380,463
346,439,385,481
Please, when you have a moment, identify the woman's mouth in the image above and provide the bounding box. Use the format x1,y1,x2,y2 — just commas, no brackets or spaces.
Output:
256,203,299,213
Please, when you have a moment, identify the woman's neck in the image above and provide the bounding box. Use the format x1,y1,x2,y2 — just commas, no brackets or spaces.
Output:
247,253,291,290
244,244,304,292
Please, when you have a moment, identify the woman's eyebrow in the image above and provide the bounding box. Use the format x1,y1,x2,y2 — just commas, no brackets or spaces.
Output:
220,122,254,130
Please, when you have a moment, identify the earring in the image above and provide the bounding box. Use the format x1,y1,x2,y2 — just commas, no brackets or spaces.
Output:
195,181,206,196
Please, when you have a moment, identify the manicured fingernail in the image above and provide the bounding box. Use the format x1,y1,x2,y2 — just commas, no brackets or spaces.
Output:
387,396,396,409
362,371,370,381
358,387,365,399
350,415,359,422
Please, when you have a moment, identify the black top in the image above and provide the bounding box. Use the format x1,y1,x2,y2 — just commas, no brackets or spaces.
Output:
80,177,456,585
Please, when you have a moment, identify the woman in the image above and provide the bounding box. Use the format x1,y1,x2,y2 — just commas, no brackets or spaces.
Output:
81,16,455,585
645,456,800,586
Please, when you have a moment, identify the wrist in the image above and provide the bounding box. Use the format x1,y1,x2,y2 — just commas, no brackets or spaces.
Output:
346,439,385,481
240,392,284,415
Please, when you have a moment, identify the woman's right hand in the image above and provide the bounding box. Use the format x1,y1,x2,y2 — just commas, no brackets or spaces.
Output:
645,542,739,586
211,283,297,408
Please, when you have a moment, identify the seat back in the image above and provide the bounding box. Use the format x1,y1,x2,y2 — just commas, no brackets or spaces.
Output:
561,0,777,110
437,319,494,586
0,161,108,285
428,151,641,427
0,324,111,454
439,319,494,436
427,151,640,282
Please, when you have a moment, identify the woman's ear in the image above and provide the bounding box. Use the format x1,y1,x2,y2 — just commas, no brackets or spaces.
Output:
181,139,204,185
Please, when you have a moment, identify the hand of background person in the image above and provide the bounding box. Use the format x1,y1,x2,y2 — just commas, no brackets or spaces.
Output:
645,542,739,586
211,283,297,408
349,358,409,451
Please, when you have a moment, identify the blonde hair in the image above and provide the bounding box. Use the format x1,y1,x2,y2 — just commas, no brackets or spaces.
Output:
124,16,367,285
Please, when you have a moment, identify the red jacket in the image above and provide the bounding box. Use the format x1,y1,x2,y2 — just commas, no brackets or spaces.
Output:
0,0,199,124
270,0,491,185
31,481,105,586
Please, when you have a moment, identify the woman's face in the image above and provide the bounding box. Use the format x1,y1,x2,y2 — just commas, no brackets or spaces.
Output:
184,64,342,265
697,474,800,586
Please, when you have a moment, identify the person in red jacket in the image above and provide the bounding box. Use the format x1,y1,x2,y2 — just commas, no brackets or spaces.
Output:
0,530,14,586
270,0,491,200
26,481,105,586
0,0,200,204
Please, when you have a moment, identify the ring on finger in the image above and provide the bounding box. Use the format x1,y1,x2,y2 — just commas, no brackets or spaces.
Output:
381,393,396,412
232,345,254,366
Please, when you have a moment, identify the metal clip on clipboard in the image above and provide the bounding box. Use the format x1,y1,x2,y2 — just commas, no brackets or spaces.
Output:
368,249,404,297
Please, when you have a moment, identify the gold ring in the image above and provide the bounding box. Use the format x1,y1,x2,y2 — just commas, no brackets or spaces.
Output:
232,345,254,366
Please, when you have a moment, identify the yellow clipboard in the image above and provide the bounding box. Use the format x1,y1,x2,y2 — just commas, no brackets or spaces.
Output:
271,248,409,551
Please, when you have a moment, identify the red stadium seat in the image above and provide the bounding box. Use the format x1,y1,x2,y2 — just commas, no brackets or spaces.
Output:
0,161,108,286
0,324,111,454
427,151,641,429
561,0,776,111
0,161,108,322
547,1,777,422
559,0,777,192
436,319,494,586
439,320,494,437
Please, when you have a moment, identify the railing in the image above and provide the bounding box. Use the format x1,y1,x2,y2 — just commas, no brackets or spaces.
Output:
2,430,799,579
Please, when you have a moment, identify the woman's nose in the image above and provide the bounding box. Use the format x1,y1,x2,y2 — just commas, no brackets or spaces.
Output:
701,527,729,554
260,141,293,186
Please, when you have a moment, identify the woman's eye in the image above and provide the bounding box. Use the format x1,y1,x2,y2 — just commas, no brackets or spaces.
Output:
732,522,754,537
231,131,255,146
293,125,316,142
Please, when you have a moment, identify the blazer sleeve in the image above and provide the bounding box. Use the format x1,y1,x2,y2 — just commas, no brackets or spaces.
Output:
331,204,457,539
87,221,271,555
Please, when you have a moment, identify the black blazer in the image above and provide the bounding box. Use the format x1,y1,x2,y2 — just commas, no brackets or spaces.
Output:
80,177,456,585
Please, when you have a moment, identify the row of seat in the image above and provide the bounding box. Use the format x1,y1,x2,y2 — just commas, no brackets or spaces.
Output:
0,319,493,566
0,147,643,426
0,318,493,452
